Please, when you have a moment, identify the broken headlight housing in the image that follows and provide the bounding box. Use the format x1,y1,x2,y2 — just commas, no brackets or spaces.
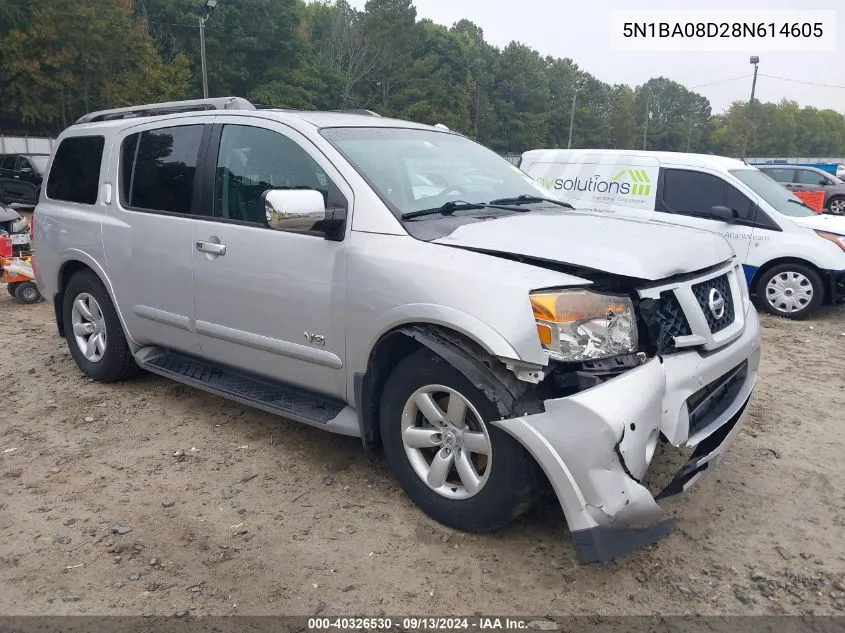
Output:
530,289,638,362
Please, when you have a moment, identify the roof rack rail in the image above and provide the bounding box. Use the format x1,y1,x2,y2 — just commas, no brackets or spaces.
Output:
331,109,381,117
76,97,255,124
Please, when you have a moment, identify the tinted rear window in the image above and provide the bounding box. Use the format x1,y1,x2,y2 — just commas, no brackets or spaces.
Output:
123,125,204,215
46,136,105,205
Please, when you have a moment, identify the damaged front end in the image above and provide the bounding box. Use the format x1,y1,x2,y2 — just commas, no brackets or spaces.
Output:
493,260,762,564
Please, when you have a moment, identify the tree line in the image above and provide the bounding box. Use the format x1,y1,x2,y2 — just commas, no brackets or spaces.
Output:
2,0,843,157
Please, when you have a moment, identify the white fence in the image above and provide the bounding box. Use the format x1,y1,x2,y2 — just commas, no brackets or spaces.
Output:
748,156,845,164
0,135,56,155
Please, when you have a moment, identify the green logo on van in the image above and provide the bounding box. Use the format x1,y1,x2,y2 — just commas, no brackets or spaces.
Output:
611,169,651,198
612,169,651,197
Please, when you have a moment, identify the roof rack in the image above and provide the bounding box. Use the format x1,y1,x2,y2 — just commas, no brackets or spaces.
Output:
330,109,381,117
76,97,256,124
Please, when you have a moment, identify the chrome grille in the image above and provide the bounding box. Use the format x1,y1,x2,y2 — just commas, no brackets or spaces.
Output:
692,274,735,334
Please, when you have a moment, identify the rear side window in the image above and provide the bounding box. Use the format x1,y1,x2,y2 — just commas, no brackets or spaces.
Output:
764,168,794,183
660,169,754,219
1,156,16,169
121,125,204,215
46,136,105,205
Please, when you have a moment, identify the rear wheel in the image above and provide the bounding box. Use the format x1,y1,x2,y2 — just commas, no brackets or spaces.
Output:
380,349,539,532
62,270,140,382
753,263,823,320
827,196,845,215
14,281,41,304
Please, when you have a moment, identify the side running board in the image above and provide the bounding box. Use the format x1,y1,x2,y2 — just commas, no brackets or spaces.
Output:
135,347,360,437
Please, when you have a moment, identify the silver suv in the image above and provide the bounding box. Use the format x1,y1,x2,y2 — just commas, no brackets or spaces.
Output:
33,98,762,564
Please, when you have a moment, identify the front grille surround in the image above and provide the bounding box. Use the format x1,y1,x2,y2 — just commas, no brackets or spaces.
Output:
638,262,745,355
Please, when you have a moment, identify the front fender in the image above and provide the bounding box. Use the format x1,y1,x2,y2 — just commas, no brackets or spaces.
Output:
363,303,525,367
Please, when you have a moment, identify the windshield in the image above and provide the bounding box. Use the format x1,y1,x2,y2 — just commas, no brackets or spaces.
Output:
30,156,48,173
320,127,548,217
730,168,818,218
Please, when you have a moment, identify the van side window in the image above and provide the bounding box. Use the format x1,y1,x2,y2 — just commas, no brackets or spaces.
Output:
122,125,204,215
214,125,340,227
660,169,754,219
765,168,794,183
46,136,105,205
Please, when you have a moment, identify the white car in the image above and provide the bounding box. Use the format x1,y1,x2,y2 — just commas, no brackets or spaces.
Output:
521,149,845,319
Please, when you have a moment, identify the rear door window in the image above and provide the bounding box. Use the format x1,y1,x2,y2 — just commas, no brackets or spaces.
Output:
46,136,105,205
764,168,795,183
122,125,205,215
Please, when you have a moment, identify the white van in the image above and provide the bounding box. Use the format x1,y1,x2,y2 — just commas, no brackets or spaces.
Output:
521,149,845,319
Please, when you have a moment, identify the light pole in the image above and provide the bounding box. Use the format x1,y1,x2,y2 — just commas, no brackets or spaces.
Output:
567,81,581,149
745,56,759,157
642,97,653,150
199,0,218,99
749,56,760,105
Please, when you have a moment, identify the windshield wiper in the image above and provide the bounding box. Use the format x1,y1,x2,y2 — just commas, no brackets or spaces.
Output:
401,200,524,220
488,194,574,209
787,198,816,211
401,201,488,220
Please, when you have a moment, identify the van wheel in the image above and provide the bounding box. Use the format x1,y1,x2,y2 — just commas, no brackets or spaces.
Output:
753,263,823,320
14,281,41,304
62,270,140,382
827,196,845,215
379,349,539,532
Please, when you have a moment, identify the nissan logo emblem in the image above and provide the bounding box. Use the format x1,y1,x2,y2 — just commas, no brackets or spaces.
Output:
708,288,726,319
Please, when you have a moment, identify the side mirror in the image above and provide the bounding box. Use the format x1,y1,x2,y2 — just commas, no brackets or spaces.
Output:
711,205,739,222
262,189,326,232
819,179,830,186
19,167,33,174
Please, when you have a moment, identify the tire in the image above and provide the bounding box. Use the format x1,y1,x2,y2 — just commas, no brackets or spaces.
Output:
379,349,539,532
753,263,824,320
62,270,140,382
14,281,41,304
827,196,845,215
6,282,18,297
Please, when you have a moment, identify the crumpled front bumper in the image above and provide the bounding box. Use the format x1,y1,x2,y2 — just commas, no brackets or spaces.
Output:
493,308,762,564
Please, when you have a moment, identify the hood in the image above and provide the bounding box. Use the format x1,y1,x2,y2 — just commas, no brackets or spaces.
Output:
431,211,734,281
791,213,845,235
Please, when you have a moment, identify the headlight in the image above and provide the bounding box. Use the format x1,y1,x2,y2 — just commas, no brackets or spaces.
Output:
817,231,845,252
530,289,638,362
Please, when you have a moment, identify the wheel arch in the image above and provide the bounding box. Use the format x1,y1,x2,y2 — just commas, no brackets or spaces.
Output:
749,256,826,297
354,323,538,452
54,256,131,342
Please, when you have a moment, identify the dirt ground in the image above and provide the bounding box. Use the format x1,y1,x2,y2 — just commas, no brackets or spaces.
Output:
1,289,844,618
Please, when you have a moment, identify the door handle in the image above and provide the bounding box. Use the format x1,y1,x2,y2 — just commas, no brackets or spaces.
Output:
196,241,226,256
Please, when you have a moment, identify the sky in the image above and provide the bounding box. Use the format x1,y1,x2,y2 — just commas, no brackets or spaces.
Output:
346,0,845,114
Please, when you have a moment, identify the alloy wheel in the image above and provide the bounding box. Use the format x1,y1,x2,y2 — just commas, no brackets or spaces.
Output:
400,384,492,499
71,292,107,363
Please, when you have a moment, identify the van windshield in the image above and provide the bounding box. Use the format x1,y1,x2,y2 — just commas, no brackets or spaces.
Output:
730,169,818,218
320,127,548,218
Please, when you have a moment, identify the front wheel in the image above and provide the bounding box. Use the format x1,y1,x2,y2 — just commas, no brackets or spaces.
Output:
753,263,823,319
379,349,539,532
827,196,845,215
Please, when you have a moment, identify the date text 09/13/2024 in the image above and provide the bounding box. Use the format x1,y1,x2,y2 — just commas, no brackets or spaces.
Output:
308,617,537,630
